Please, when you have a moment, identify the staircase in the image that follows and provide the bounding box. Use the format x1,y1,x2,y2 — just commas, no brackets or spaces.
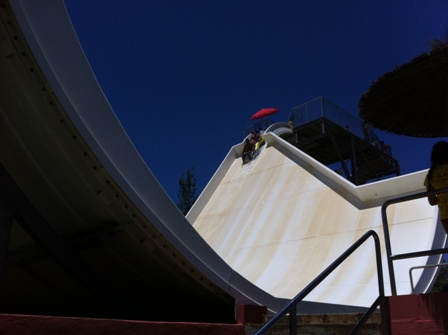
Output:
386,292,448,335
0,310,383,335
245,313,382,335
2,294,447,335
245,293,448,334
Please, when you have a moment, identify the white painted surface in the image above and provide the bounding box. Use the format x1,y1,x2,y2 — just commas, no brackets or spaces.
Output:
192,133,443,307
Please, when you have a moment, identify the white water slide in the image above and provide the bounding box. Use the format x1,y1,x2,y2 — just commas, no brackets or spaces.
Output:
0,0,445,320
190,132,446,308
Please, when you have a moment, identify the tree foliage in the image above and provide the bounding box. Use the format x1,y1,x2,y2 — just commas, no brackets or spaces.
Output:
431,265,448,292
177,167,198,215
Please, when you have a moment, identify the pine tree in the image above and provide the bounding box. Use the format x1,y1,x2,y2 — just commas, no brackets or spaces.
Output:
177,167,198,215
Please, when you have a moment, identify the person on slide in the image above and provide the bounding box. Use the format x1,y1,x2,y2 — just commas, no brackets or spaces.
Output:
242,138,254,164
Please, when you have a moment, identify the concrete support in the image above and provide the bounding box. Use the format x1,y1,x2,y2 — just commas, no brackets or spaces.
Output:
0,164,132,317
0,199,13,278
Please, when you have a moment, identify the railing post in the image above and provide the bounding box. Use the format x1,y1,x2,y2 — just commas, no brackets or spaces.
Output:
381,187,448,296
380,298,391,335
381,201,397,295
373,231,390,335
289,305,297,335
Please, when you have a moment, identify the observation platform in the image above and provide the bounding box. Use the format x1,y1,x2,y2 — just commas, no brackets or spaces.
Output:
285,97,400,185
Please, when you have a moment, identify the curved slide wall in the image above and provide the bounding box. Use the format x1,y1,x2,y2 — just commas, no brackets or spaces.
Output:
0,0,444,321
0,0,284,321
190,133,446,308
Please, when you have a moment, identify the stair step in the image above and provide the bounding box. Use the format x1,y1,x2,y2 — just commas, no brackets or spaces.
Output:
0,314,245,335
387,292,448,335
245,312,382,335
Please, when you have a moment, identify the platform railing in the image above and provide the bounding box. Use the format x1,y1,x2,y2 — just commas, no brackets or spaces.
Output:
254,230,387,335
381,187,448,296
289,96,365,140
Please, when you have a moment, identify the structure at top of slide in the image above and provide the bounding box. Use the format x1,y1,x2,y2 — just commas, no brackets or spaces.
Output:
0,0,444,322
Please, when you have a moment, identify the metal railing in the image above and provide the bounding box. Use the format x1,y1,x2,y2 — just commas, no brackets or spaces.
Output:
289,97,366,140
244,119,275,137
409,263,448,293
381,187,448,295
288,97,387,152
254,230,387,335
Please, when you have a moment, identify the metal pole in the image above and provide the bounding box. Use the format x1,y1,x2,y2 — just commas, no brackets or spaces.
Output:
350,134,358,185
381,202,397,295
289,304,297,335
374,232,390,335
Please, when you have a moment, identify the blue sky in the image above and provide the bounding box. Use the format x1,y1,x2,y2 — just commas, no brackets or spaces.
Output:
64,1,448,203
